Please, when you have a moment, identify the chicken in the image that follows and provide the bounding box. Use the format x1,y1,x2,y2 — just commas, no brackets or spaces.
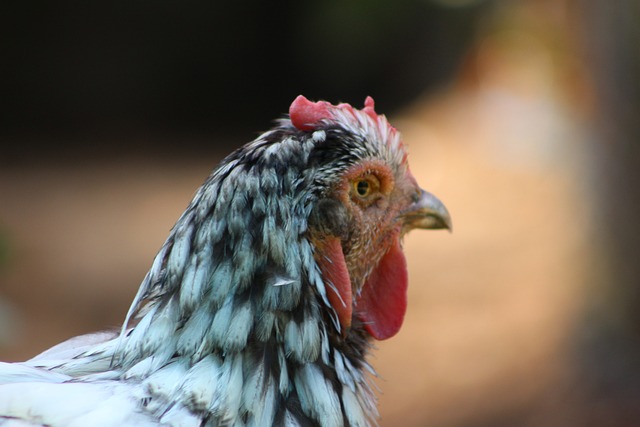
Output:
0,96,450,427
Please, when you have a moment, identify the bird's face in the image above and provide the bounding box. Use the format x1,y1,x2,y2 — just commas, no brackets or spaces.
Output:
294,96,451,341
335,159,417,290
314,156,450,341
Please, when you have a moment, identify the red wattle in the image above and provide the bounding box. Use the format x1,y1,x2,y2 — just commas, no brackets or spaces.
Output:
315,237,352,332
357,239,408,340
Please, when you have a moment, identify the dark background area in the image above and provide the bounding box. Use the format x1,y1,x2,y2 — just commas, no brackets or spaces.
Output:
0,0,485,163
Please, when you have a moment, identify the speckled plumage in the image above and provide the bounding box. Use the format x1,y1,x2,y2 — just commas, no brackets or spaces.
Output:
0,97,450,427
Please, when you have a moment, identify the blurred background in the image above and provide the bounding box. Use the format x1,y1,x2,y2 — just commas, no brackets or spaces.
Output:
1,0,639,425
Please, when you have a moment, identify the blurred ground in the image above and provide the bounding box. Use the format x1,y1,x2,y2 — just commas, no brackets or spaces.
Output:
0,2,615,426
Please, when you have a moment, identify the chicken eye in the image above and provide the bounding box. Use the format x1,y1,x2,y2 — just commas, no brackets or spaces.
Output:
355,180,370,197
352,175,380,200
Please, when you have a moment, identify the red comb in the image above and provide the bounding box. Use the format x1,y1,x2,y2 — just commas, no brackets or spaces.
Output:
289,95,331,131
289,95,379,131
362,96,377,121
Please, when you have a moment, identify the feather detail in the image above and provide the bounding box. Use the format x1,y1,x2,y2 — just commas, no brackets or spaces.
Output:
0,96,449,427
294,364,344,427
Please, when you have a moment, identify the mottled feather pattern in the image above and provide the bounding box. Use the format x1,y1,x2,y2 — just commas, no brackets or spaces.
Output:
136,123,387,425
0,97,451,427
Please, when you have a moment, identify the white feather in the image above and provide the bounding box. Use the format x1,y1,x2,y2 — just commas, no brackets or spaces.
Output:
176,308,213,358
158,404,202,427
312,130,326,142
277,347,290,395
333,350,355,393
209,297,233,346
321,328,331,365
178,354,222,411
212,354,243,423
223,300,253,351
124,356,157,380
271,276,295,287
0,363,70,384
142,359,189,402
28,331,118,365
0,381,156,427
209,261,233,306
178,257,199,311
254,311,275,342
342,386,368,427
294,364,343,427
242,364,276,426
284,318,320,362
283,410,302,427
122,304,158,359
231,233,256,289
167,222,194,281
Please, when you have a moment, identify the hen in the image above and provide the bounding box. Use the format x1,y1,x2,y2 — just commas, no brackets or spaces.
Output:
0,96,450,427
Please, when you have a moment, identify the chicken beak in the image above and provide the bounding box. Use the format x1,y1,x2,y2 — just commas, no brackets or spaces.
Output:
403,190,452,232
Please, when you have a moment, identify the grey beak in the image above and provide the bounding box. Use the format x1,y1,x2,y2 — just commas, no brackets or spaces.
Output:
403,190,452,232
